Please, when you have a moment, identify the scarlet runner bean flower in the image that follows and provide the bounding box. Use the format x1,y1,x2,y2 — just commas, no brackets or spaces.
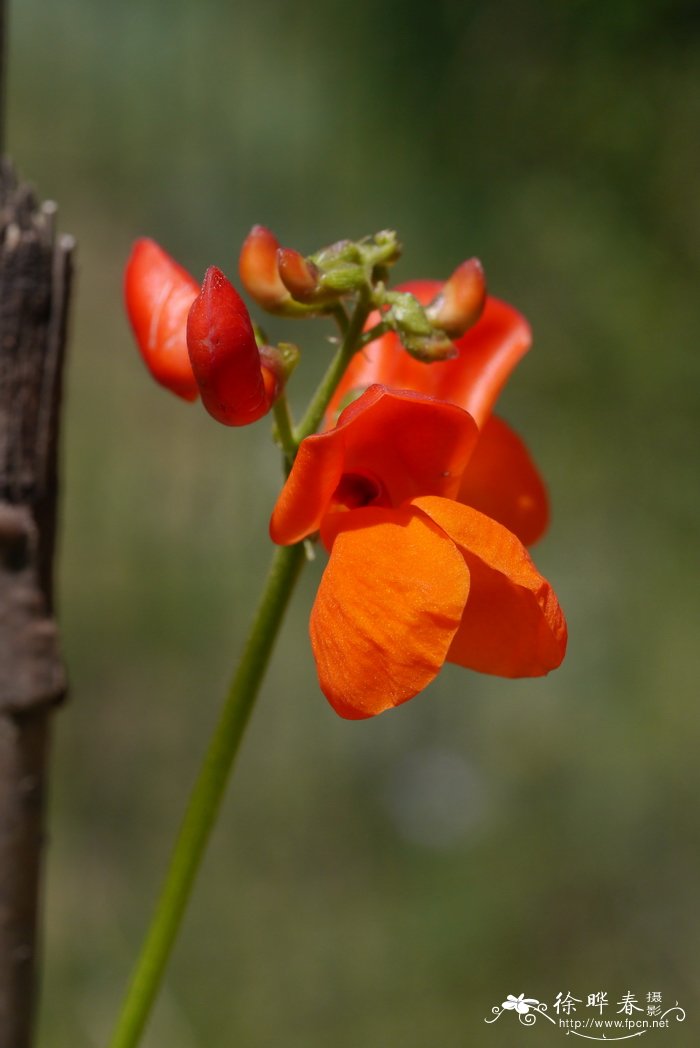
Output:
271,384,567,720
110,230,569,1048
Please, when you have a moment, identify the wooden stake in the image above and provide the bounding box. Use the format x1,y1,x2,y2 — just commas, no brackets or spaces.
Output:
0,158,73,1048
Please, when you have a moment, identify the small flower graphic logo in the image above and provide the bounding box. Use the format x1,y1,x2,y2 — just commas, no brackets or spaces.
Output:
502,993,540,1014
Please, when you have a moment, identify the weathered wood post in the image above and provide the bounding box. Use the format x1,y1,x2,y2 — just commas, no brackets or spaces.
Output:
0,158,73,1047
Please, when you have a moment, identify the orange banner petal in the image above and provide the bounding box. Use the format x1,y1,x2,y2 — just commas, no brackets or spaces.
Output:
325,283,530,430
310,506,470,718
411,497,567,678
457,416,549,547
270,386,478,546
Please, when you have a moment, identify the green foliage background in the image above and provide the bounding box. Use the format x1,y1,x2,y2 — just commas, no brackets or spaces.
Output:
8,1,700,1045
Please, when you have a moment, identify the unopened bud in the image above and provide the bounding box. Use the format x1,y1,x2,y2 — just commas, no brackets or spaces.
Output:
187,266,276,426
239,226,312,315
277,248,322,302
426,258,486,338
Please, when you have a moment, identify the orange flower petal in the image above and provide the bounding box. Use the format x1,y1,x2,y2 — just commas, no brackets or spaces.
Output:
270,385,478,546
270,427,346,545
325,283,530,430
457,415,549,546
412,497,567,677
310,506,470,719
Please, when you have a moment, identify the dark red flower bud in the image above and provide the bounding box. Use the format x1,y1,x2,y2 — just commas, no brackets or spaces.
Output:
426,258,486,338
186,266,278,426
124,238,200,401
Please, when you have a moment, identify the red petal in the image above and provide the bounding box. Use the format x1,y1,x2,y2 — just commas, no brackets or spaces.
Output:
124,238,200,401
325,282,530,429
412,497,567,677
458,416,549,546
310,506,470,718
270,385,479,545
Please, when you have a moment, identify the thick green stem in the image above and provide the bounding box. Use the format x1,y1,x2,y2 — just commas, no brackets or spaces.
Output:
107,542,306,1048
295,288,371,443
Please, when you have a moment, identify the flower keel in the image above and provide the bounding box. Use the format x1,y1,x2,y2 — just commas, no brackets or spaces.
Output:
310,506,470,719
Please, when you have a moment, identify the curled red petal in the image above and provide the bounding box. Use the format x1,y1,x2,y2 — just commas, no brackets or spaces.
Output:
310,505,470,718
458,415,550,546
124,238,200,401
187,266,272,426
325,282,530,430
411,496,567,677
270,385,479,546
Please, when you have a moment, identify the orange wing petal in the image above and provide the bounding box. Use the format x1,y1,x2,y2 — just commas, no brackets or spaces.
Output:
310,506,470,718
325,284,530,430
412,497,566,677
457,416,549,547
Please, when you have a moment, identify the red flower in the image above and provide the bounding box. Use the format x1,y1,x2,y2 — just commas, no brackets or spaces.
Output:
125,242,283,426
124,238,200,401
271,386,566,719
326,281,548,547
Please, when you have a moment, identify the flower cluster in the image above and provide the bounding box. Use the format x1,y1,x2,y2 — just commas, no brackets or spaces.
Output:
124,227,566,719
272,303,566,718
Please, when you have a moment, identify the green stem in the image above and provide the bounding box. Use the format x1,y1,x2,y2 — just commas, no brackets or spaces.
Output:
272,393,297,469
107,541,307,1048
295,288,371,443
329,301,349,336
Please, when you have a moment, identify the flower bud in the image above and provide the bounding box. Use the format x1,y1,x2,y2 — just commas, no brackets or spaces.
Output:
426,258,486,338
239,225,311,315
124,238,200,401
277,248,322,302
187,266,277,426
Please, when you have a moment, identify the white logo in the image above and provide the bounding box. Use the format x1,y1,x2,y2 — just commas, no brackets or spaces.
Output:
485,991,686,1040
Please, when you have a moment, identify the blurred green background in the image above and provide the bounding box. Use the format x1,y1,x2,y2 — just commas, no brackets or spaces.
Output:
7,1,700,1045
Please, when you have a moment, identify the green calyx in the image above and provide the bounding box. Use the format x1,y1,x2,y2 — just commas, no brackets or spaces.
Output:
291,229,403,303
374,286,456,362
